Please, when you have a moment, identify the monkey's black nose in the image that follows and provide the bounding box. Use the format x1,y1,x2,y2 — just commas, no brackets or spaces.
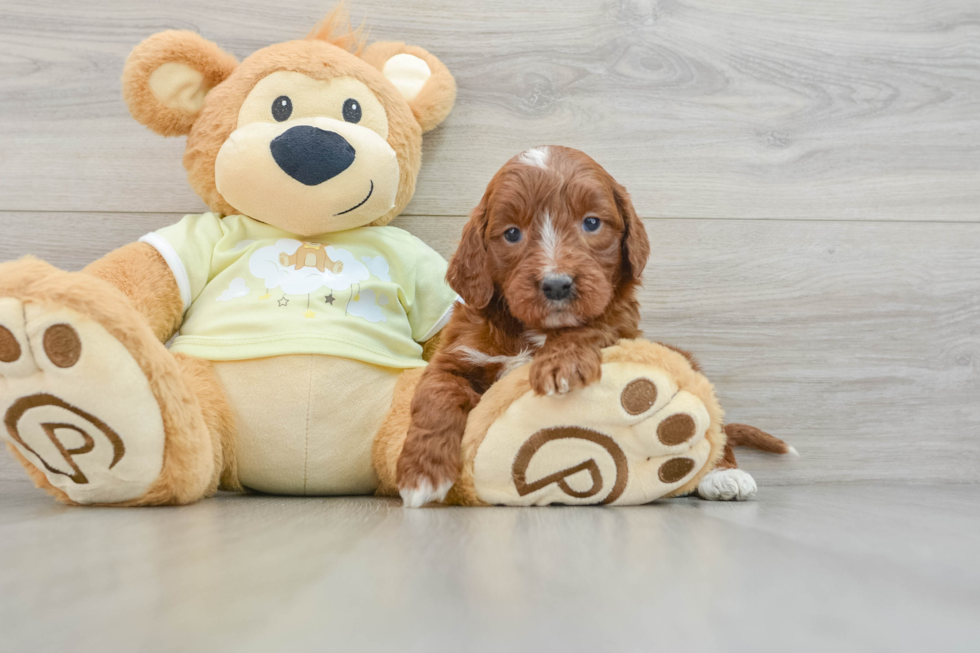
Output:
541,274,575,302
270,126,356,186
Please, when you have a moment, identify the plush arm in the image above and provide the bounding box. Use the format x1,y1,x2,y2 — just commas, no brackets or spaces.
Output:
83,243,184,342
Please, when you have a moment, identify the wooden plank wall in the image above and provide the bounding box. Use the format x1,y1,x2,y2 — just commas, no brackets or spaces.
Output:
1,0,978,486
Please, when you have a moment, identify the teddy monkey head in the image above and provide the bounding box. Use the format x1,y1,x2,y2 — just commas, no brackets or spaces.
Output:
122,8,456,236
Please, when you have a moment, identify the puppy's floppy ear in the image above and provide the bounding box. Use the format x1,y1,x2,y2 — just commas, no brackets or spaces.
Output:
447,198,493,309
122,31,237,137
614,182,650,281
361,42,457,133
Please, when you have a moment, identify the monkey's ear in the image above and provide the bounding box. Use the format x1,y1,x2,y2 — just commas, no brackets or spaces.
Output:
361,42,456,133
122,31,237,137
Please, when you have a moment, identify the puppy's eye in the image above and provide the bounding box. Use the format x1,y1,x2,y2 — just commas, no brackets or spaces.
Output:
583,216,601,232
343,98,362,123
503,227,522,243
272,96,292,122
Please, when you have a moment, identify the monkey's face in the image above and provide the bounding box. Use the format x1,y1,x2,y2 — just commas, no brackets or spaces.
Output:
214,69,400,235
123,30,456,236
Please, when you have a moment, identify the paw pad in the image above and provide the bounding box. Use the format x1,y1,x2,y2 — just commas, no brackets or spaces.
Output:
0,325,20,363
657,413,697,445
658,457,695,483
43,324,81,368
620,378,657,415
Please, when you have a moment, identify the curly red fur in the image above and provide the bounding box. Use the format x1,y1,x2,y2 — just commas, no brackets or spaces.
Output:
397,146,651,495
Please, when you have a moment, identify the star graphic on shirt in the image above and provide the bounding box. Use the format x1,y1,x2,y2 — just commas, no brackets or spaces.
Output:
278,297,289,307
324,293,336,305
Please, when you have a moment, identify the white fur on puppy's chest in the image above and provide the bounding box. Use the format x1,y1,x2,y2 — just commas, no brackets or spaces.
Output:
456,332,545,380
457,346,533,380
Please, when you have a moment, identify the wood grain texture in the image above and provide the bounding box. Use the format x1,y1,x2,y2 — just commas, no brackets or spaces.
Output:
2,213,978,485
1,482,979,651
0,1,978,485
0,0,978,219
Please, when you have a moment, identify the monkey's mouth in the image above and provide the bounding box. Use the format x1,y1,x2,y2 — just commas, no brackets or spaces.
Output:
334,180,374,216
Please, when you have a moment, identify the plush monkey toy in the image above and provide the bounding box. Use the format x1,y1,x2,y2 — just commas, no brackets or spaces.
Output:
0,9,461,504
0,9,779,507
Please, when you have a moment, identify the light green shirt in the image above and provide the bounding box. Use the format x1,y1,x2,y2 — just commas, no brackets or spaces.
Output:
140,213,458,368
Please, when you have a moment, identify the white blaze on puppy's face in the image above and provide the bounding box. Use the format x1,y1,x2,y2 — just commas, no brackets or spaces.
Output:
538,211,563,275
518,146,550,170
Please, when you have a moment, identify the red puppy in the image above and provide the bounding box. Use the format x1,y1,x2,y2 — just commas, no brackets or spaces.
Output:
397,146,649,506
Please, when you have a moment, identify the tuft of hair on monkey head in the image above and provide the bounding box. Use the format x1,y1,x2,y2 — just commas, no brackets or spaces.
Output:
122,5,456,237
304,1,368,54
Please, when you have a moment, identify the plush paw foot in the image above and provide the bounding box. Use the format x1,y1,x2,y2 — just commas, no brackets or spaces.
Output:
697,468,757,501
460,342,723,506
0,297,166,504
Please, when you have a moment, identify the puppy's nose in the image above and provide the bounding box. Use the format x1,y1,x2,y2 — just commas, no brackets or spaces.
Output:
271,126,356,186
541,274,574,302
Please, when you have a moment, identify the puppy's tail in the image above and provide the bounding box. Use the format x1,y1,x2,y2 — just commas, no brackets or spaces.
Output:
724,423,798,457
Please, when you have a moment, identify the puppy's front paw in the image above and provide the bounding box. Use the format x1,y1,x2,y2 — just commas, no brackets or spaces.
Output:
529,348,602,396
396,433,458,508
399,477,454,508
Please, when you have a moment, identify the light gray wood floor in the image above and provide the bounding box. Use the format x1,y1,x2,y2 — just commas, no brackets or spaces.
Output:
1,1,978,650
2,480,979,652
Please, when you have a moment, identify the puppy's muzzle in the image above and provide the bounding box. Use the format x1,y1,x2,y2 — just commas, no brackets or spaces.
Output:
271,126,356,186
541,274,575,302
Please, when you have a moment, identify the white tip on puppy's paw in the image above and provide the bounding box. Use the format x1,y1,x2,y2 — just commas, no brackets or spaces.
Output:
399,479,453,508
697,468,757,501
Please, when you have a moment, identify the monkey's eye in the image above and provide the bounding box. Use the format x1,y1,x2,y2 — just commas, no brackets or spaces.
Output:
583,216,601,232
343,98,362,123
503,227,522,243
272,96,293,122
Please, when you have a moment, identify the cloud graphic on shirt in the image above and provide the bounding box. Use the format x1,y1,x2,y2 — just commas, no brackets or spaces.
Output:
248,239,369,294
362,255,391,282
347,289,389,323
216,277,250,302
231,239,256,252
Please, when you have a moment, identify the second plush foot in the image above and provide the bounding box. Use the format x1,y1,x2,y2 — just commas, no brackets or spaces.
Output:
450,340,728,507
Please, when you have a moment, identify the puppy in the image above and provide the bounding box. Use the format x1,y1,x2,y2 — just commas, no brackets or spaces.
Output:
397,145,650,506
